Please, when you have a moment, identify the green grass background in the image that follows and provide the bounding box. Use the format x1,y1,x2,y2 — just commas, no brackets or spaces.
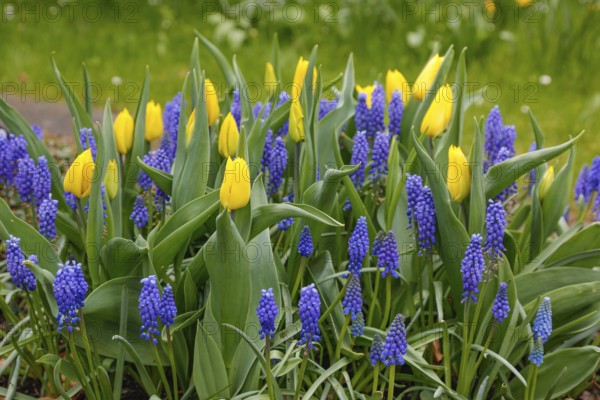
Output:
1,0,599,165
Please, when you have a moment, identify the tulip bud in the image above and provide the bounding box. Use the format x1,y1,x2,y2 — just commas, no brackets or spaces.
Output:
291,57,317,101
186,109,196,145
114,108,134,155
205,79,220,126
218,113,240,158
265,62,277,97
447,145,471,202
356,84,375,108
220,157,251,211
420,84,453,138
413,54,444,101
385,69,410,104
63,149,95,199
145,100,163,142
538,166,554,200
104,159,119,200
289,101,305,143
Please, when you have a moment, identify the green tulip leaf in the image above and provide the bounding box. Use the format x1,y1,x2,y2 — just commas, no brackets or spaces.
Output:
136,156,173,196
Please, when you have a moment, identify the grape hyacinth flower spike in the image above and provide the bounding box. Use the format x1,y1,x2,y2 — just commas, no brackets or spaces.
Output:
382,314,408,366
370,333,384,366
529,297,552,367
54,260,88,332
491,282,510,323
342,274,363,320
377,231,399,279
130,196,149,229
347,216,369,276
160,284,177,328
257,288,278,339
139,275,162,344
484,200,507,263
6,235,37,291
298,225,314,257
39,195,59,239
460,234,485,303
298,284,321,351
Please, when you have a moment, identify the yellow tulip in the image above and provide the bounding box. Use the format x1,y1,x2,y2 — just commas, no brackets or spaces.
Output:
220,157,251,211
538,166,554,200
447,145,471,202
420,84,453,138
484,0,497,14
104,159,119,200
413,54,444,101
289,101,305,143
516,0,532,6
218,113,240,158
114,108,134,154
205,79,220,126
291,57,317,101
63,149,95,199
356,84,376,108
386,69,410,104
265,62,277,97
186,109,196,144
145,100,163,141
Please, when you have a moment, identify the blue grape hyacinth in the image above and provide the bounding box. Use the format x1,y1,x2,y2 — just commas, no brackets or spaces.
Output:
16,155,35,202
267,136,288,196
298,225,314,257
388,90,403,136
415,186,437,255
574,164,592,202
369,333,384,366
589,156,600,191
6,235,36,291
372,230,385,258
79,128,97,160
349,131,369,188
484,200,507,262
371,132,390,179
139,275,162,344
382,314,408,366
355,93,370,134
491,282,510,323
529,337,545,366
369,84,386,136
276,92,291,136
54,260,88,332
298,284,321,350
130,196,149,229
161,92,183,162
231,88,242,129
318,98,337,120
350,311,365,337
342,274,363,320
257,288,278,339
160,284,177,328
39,195,58,239
377,231,399,278
33,156,51,207
347,216,369,276
460,234,485,303
532,297,552,344
494,147,518,201
406,173,423,228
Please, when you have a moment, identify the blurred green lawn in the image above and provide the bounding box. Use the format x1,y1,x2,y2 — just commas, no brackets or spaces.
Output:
1,0,599,165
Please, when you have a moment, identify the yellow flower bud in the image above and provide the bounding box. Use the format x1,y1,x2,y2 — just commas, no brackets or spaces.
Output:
186,109,196,145
63,149,95,199
538,166,554,200
145,100,163,142
103,159,119,200
420,84,453,138
356,84,376,108
220,157,251,212
385,69,410,104
218,113,240,158
516,0,531,6
205,79,220,126
291,57,317,101
114,108,134,155
447,145,471,202
265,62,277,97
412,54,444,101
289,101,305,143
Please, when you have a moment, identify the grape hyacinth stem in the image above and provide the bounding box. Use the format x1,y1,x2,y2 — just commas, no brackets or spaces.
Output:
427,253,435,329
469,323,496,388
319,277,350,324
166,327,179,400
69,332,98,400
525,365,539,400
335,315,351,361
366,272,381,327
380,275,392,329
151,344,173,400
265,338,275,400
387,364,396,400
291,256,308,302
457,302,471,395
293,351,309,400
372,363,380,395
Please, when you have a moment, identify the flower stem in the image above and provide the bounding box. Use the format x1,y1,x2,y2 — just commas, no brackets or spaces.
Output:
335,315,351,361
291,256,308,302
265,338,275,400
387,364,396,400
293,350,309,400
457,302,471,395
319,277,350,324
380,275,392,329
151,344,173,400
367,272,381,327
468,323,496,388
166,328,179,400
79,314,101,398
525,364,539,400
372,363,380,395
427,253,435,329
68,332,97,400
442,322,452,388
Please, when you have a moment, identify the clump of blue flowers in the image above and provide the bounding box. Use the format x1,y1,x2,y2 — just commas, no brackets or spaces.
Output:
382,314,408,366
257,288,278,339
484,200,507,262
139,275,162,344
298,284,321,350
460,234,485,303
491,282,510,323
6,235,36,291
347,216,369,276
377,231,399,278
298,225,314,257
54,260,88,332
